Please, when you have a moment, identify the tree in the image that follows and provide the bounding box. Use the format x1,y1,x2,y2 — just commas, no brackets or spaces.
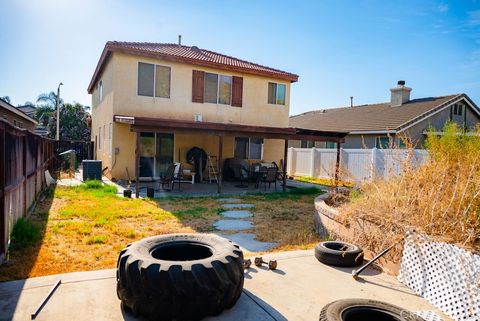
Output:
49,102,91,141
36,91,62,126
1,96,11,103
36,91,62,108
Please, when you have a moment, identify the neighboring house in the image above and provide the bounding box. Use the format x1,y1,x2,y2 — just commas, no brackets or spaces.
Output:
88,41,345,183
16,104,36,118
289,81,480,149
0,98,37,131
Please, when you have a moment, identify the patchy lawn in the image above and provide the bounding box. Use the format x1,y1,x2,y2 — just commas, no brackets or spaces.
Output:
0,183,323,281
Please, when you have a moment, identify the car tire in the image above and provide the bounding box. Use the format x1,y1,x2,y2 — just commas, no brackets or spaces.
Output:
315,241,364,267
319,298,425,321
116,233,244,321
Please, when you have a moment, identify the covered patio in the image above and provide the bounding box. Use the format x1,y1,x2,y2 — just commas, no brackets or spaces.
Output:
113,115,348,197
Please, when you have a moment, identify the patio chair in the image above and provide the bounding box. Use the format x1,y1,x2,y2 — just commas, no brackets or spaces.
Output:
261,167,278,191
159,164,176,191
233,164,249,188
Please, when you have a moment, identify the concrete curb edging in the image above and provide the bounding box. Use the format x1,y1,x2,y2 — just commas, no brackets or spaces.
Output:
313,192,401,275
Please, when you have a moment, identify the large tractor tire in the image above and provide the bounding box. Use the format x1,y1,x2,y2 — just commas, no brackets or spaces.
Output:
116,234,244,321
315,241,364,267
320,299,425,321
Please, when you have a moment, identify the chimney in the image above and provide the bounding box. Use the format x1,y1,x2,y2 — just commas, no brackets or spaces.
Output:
390,80,412,106
178,35,182,45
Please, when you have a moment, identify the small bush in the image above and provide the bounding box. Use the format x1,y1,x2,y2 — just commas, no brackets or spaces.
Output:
10,218,41,249
77,180,117,195
83,180,103,189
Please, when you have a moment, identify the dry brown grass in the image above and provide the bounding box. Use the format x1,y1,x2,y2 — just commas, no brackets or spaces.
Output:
0,185,322,281
339,123,480,257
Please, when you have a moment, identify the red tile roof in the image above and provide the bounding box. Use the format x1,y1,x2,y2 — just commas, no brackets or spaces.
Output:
88,41,299,93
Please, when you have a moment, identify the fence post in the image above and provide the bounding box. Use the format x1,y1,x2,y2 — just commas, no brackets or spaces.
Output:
310,147,315,177
287,147,294,176
370,147,377,179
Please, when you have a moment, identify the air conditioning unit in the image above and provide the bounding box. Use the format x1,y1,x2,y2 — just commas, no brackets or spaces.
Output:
194,113,203,122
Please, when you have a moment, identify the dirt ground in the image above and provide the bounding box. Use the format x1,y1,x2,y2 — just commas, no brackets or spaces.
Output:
0,184,323,281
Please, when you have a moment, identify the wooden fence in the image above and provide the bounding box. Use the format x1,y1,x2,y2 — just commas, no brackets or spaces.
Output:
287,147,429,183
0,120,55,263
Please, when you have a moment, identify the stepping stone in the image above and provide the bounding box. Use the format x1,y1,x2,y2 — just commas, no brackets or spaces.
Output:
217,198,241,203
216,233,277,252
222,203,255,209
221,210,253,219
213,220,253,231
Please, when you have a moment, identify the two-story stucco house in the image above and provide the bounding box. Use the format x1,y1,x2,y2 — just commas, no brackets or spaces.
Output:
290,81,480,149
88,41,345,193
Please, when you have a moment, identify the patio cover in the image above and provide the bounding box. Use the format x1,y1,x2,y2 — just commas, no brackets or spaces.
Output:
113,115,349,196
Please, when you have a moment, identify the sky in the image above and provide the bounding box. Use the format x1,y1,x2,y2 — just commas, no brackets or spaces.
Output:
0,0,479,116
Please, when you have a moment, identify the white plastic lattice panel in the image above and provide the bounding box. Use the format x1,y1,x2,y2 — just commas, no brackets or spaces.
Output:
398,234,480,321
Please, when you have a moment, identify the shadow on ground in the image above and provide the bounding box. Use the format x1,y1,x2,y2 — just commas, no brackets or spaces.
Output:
0,186,55,321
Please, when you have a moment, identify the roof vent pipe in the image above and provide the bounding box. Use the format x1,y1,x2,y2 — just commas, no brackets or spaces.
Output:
178,35,182,45
350,96,353,108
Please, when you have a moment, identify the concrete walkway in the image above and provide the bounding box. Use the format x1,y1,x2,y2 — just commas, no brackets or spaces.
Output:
0,250,448,321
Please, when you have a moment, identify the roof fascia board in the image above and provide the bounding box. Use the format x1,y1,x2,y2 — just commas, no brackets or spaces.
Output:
0,100,38,124
349,130,397,135
397,95,466,133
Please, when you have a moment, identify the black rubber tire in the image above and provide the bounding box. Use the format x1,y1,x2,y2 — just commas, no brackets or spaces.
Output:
315,241,364,267
116,233,244,321
319,299,425,321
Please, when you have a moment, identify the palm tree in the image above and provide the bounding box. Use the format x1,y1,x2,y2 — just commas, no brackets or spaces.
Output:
36,91,63,126
36,91,61,108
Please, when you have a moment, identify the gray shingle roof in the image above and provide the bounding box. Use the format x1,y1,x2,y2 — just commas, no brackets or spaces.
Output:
290,94,467,133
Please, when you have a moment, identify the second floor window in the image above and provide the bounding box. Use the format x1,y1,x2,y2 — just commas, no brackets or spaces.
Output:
204,72,232,104
137,62,171,98
268,82,286,105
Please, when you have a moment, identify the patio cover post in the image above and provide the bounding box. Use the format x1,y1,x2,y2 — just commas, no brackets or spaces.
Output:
283,139,288,191
217,135,223,194
135,132,140,198
334,140,341,188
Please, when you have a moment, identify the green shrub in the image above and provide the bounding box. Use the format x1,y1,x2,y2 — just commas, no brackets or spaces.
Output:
77,180,117,195
10,218,41,249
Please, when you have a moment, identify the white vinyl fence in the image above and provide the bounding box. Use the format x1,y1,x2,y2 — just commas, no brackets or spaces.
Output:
287,148,429,183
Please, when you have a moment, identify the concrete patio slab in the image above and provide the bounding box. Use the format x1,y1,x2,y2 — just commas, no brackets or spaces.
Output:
216,233,277,252
0,250,449,321
222,203,255,209
213,220,253,231
221,210,253,219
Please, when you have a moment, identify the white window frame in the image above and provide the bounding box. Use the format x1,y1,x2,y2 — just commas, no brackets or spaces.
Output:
268,82,286,105
136,62,171,98
234,137,264,160
204,72,232,105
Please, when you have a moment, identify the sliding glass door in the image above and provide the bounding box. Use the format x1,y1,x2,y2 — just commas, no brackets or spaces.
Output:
139,132,174,178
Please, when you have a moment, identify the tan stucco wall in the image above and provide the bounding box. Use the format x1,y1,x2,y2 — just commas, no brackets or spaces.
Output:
108,128,285,180
91,51,292,180
91,55,115,172
109,52,291,127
